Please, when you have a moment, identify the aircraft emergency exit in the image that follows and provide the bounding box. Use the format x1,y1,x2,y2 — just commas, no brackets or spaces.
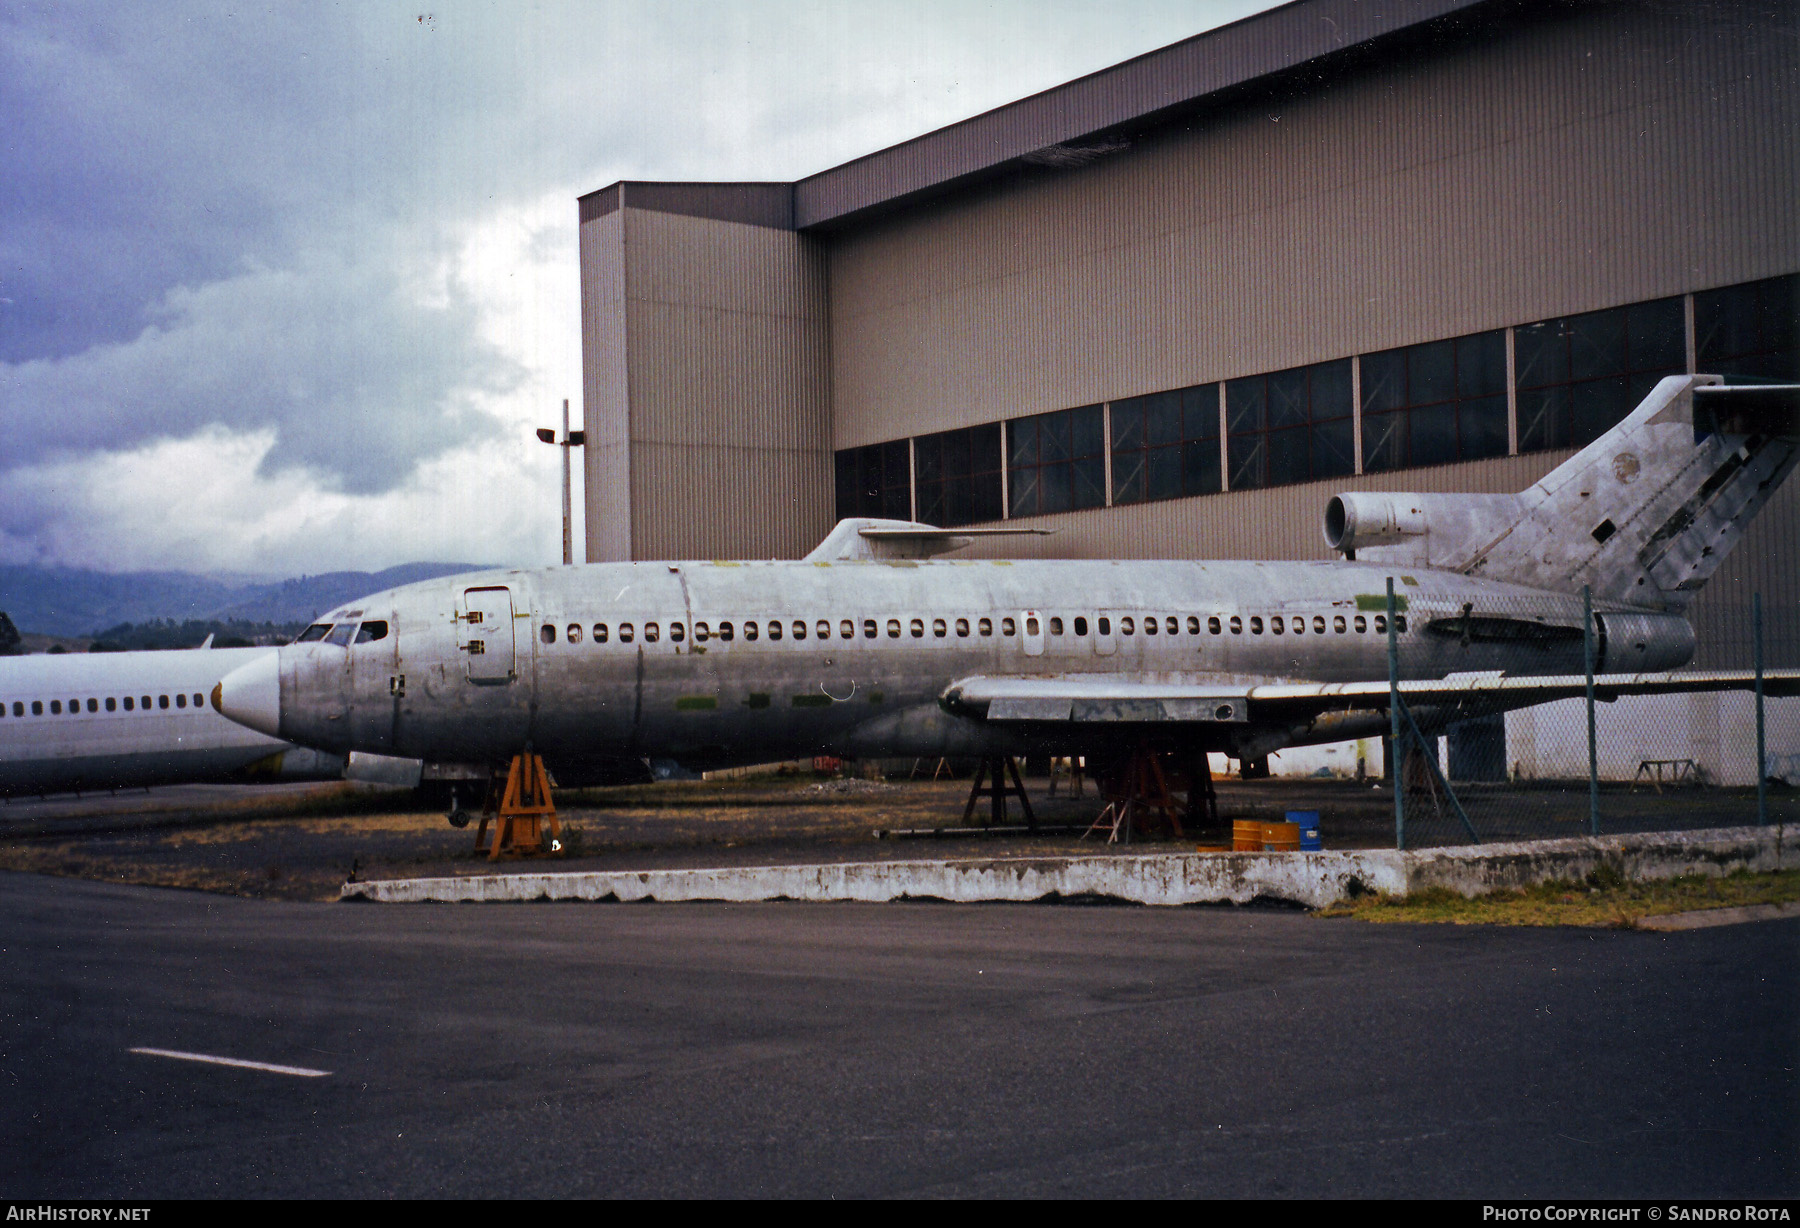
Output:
214,376,1800,782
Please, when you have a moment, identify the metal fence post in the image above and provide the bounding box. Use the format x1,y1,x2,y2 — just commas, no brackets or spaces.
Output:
1755,591,1766,826
1584,584,1598,837
1389,577,1404,851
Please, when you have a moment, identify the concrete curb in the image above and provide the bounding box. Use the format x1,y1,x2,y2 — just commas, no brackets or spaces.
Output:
342,824,1790,907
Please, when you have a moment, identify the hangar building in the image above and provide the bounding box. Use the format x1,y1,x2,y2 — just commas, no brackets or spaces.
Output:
577,0,1799,779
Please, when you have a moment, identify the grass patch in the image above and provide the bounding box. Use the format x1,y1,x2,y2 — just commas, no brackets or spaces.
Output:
1317,868,1800,927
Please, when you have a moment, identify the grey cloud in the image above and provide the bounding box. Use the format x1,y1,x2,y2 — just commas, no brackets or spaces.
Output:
0,246,520,493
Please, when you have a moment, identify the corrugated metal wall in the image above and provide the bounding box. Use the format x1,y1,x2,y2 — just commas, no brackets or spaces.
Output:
825,2,1799,448
580,208,833,562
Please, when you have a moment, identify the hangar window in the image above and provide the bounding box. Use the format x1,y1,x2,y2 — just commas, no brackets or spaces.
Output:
914,423,1004,527
296,623,332,643
933,618,947,638
1697,273,1799,383
644,623,660,643
957,618,971,637
693,622,708,643
540,624,556,644
619,623,635,643
355,621,389,644
1111,384,1221,505
1227,358,1353,490
840,620,854,639
744,621,758,641
718,622,734,642
979,617,994,636
863,619,877,639
1362,330,1507,473
1074,617,1087,636
834,439,913,520
766,620,781,641
1007,405,1105,517
910,619,924,638
566,623,583,644
594,623,609,643
887,619,901,638
1516,296,1685,452
106,697,116,712
1001,617,1016,636
670,623,685,643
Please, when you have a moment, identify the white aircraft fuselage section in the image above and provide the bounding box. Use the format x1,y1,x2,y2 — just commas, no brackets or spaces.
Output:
0,646,342,795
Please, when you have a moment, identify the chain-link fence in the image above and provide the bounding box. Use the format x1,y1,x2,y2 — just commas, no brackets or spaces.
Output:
1384,584,1795,849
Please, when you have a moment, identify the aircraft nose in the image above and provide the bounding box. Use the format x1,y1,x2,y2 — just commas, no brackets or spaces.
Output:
214,651,282,738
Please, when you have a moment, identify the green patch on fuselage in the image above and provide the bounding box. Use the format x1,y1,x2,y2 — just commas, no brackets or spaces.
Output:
743,693,771,709
675,696,717,711
1355,593,1409,612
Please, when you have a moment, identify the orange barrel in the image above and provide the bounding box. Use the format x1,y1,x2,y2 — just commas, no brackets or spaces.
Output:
1260,821,1301,851
1232,819,1264,851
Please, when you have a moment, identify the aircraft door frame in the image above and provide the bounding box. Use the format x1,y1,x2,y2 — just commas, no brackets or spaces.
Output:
1094,611,1119,656
1021,610,1045,657
457,586,517,684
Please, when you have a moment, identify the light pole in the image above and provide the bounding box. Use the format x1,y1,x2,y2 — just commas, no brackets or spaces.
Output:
537,399,586,565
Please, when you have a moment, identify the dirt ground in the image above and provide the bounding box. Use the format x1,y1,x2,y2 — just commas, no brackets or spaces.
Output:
0,769,1788,904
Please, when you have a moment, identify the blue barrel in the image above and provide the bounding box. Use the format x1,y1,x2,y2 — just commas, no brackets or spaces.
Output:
1289,810,1322,851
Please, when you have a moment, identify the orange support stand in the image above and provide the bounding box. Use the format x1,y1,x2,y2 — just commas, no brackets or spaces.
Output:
474,753,564,861
1084,746,1186,845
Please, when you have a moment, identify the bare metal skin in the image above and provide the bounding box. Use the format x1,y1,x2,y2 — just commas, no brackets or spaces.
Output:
217,376,1799,780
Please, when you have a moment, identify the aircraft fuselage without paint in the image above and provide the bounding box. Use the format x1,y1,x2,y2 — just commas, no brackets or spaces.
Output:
215,376,1800,778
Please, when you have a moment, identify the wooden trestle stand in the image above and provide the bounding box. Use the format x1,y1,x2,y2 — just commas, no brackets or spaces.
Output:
1085,746,1186,845
962,756,1037,831
474,753,564,861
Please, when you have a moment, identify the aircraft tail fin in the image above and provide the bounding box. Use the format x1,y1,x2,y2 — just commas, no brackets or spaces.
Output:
1327,375,1800,609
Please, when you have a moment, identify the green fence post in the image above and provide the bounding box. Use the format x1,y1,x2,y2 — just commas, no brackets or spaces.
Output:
1389,577,1404,851
1584,584,1598,837
1756,592,1766,826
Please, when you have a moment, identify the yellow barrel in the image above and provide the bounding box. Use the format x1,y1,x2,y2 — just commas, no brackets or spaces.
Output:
1232,819,1264,851
1260,821,1301,851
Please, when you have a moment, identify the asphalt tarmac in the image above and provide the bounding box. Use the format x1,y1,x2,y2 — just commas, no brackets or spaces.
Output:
2,871,1794,1199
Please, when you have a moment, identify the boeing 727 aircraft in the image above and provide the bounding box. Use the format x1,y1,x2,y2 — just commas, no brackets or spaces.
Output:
214,376,1799,788
0,644,346,797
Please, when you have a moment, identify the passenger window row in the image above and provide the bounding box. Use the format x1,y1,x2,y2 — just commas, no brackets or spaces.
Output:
1,692,207,718
536,610,1406,645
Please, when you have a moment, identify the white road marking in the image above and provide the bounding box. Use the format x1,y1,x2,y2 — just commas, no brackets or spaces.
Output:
129,1047,331,1077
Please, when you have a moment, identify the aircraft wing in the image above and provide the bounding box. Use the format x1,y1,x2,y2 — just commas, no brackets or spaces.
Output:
942,669,1800,725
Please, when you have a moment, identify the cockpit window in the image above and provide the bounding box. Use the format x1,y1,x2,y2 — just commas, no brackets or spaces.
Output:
324,623,356,647
296,624,333,643
354,620,389,644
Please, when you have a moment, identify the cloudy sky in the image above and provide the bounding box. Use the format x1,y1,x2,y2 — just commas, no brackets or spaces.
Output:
0,0,1274,577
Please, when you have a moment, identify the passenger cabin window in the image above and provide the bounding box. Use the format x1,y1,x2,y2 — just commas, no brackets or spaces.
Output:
541,624,556,644
158,695,170,709
644,623,660,643
694,622,709,642
1120,617,1135,635
791,620,805,640
594,623,609,643
1093,617,1107,636
50,701,61,714
1354,616,1367,633
1026,616,1040,636
356,620,389,644
863,620,877,639
88,698,99,712
1314,616,1326,633
1143,617,1157,636
123,697,134,711
1048,617,1062,635
1230,616,1243,634
1272,617,1284,635
1374,615,1388,633
1334,616,1347,633
1187,617,1201,634
325,624,355,647
840,620,854,639
567,623,583,644
1074,617,1088,636
32,701,42,715
297,623,332,643
106,697,116,711
887,620,900,638
193,693,203,707
766,621,780,641
910,619,924,638
1250,617,1264,634
619,623,635,643
1001,617,1016,636
718,621,734,641
176,694,187,708
1209,616,1222,634
670,623,685,643
744,621,759,641
818,620,831,639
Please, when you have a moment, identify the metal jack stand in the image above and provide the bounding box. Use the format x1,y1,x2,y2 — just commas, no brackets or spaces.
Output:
1085,746,1185,844
474,753,564,861
962,756,1036,831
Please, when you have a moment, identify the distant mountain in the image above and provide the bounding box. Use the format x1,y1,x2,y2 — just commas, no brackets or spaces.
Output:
0,562,493,637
